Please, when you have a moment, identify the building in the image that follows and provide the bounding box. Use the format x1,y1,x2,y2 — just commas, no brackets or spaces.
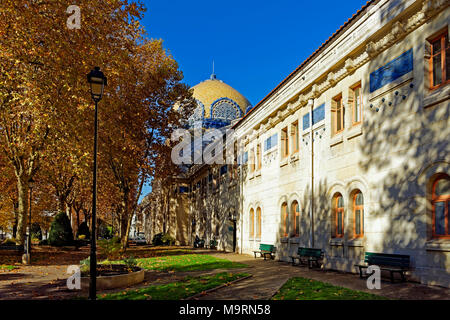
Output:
145,0,450,288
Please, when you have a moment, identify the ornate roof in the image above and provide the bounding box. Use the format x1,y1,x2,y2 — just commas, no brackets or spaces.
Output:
188,75,252,128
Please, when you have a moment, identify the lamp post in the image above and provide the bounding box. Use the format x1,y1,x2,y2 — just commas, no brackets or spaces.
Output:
23,178,34,264
87,66,107,300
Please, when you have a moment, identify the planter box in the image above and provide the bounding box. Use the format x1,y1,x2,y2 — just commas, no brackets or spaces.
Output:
81,267,145,291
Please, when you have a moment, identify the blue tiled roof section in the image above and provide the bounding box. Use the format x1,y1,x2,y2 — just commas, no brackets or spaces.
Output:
264,133,278,151
312,104,325,125
245,105,253,114
370,49,413,93
303,113,310,130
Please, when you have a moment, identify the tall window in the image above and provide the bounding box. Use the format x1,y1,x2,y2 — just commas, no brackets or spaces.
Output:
430,31,449,89
256,207,262,239
250,148,255,173
291,122,299,153
352,84,363,125
332,94,344,135
353,191,364,238
334,194,344,238
432,175,450,238
256,144,262,170
249,208,255,238
281,127,289,158
281,202,288,237
291,201,300,237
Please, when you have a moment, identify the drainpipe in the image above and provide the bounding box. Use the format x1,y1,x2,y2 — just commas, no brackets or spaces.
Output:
308,99,315,248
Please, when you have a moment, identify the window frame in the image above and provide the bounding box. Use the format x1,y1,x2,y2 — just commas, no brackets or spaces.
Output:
249,148,255,173
291,201,300,237
249,208,255,238
332,94,344,135
432,176,450,239
429,30,449,90
334,195,344,238
256,207,262,239
353,192,364,239
351,83,363,126
282,202,288,237
281,127,289,158
256,143,262,170
291,121,299,154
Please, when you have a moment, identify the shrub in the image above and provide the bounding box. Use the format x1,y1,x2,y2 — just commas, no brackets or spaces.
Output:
39,239,48,245
98,236,122,260
80,257,90,273
123,255,137,269
76,222,90,240
48,212,74,247
31,223,42,240
152,233,175,246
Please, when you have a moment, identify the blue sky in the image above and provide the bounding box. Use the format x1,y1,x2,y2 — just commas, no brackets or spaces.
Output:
138,0,368,200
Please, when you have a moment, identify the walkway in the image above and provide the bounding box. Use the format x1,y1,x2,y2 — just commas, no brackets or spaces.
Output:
196,252,450,300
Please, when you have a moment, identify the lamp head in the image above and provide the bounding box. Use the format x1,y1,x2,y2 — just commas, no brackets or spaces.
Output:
87,67,107,102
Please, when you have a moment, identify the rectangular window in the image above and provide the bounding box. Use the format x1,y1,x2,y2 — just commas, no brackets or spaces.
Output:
281,127,289,158
352,84,362,125
435,202,446,235
250,148,255,172
332,94,344,135
430,31,449,89
256,144,261,170
291,121,299,153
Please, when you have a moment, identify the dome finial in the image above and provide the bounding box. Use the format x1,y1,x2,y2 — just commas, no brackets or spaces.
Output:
210,60,216,80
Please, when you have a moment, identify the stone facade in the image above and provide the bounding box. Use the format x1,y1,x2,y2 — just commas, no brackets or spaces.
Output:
234,0,449,288
145,0,450,288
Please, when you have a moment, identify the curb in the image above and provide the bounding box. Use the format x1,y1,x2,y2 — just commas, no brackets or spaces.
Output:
185,275,253,300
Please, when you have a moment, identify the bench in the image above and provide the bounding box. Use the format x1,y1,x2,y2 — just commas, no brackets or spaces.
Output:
355,252,410,283
253,244,276,260
290,247,324,269
0,245,24,256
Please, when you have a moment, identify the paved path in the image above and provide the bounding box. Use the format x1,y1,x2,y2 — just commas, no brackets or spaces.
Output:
196,252,450,300
0,251,449,300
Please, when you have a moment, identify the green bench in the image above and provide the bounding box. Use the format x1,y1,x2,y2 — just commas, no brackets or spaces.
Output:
355,252,410,283
253,244,276,260
290,247,324,269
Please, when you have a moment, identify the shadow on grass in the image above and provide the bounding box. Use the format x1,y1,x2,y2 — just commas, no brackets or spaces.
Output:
97,272,250,300
272,277,388,300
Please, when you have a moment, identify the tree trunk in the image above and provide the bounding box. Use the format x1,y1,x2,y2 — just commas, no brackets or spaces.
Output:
15,178,28,246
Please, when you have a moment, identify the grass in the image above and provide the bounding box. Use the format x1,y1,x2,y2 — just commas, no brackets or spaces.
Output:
0,265,17,271
97,272,250,300
272,277,388,300
114,254,248,272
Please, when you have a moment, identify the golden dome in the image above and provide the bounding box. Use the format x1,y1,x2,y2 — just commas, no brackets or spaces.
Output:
191,77,251,118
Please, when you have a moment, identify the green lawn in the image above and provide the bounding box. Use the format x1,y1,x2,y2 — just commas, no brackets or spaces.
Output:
272,277,387,300
124,254,248,272
0,265,17,271
98,272,250,300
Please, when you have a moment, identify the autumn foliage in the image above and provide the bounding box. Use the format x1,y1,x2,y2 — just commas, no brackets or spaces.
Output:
0,1,194,247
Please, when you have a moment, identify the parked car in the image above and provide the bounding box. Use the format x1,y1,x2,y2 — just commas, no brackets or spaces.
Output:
129,235,147,246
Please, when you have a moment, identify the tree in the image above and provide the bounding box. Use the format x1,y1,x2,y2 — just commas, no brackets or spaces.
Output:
48,212,74,247
0,0,147,245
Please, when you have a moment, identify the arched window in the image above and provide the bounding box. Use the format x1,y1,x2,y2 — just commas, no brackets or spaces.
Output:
281,202,288,237
291,201,300,237
334,194,344,238
432,175,450,238
249,208,254,238
256,207,262,239
353,191,364,238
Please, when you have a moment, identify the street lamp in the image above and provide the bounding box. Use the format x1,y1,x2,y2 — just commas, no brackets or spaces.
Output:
87,66,107,300
23,178,34,264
